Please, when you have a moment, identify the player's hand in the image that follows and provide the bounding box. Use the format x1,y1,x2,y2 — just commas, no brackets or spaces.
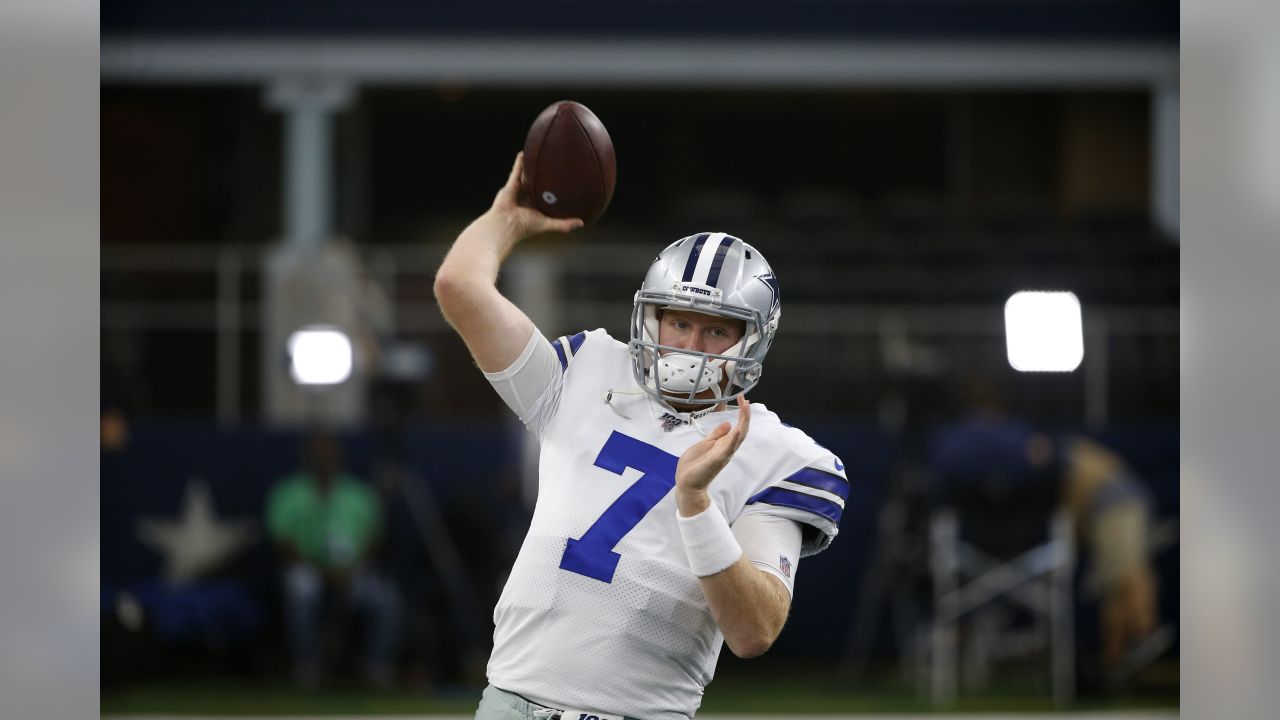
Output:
675,398,751,516
1100,564,1158,665
490,152,583,240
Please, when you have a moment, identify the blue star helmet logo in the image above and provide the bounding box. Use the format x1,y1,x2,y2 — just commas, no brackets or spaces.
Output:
757,273,781,316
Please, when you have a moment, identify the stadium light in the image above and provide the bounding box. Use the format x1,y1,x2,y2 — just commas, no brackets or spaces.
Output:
287,326,353,385
1004,291,1084,372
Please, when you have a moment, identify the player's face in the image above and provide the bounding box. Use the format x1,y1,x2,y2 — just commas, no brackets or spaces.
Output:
657,309,746,356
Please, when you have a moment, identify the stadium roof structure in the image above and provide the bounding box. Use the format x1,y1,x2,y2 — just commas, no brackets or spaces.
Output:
102,0,1176,88
100,0,1180,237
101,38,1176,89
104,0,1177,41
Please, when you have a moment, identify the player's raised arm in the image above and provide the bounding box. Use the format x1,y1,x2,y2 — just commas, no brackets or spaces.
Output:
433,153,583,372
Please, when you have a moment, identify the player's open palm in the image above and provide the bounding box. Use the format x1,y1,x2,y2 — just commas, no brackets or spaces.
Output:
676,398,752,495
491,152,583,239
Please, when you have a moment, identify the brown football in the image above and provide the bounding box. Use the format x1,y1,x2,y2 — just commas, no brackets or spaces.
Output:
522,101,616,224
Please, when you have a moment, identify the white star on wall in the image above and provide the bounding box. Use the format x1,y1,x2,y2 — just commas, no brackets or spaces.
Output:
135,477,259,585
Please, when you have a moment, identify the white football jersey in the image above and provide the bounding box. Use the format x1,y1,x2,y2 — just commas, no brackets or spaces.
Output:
484,328,848,720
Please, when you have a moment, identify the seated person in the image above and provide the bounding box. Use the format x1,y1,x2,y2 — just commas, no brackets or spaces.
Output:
267,431,399,688
931,387,1158,668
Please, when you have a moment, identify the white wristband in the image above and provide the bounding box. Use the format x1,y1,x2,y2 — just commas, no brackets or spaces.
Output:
677,505,743,577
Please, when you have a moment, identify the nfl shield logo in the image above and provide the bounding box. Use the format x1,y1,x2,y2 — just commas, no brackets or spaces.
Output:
779,554,791,578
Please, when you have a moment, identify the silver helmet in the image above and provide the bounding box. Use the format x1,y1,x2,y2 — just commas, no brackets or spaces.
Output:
629,232,782,407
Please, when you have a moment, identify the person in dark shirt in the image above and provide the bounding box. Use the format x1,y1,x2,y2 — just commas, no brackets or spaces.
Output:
932,387,1158,667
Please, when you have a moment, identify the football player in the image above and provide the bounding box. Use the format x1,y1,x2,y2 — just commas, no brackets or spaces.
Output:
435,153,849,720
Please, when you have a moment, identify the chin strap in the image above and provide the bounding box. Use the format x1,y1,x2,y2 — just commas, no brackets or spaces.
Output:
603,386,646,419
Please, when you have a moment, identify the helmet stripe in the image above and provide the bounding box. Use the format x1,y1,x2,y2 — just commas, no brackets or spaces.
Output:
689,232,727,284
704,236,735,287
680,233,710,282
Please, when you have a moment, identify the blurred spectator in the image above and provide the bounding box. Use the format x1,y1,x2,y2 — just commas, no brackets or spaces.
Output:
932,382,1159,669
100,400,130,454
266,431,400,688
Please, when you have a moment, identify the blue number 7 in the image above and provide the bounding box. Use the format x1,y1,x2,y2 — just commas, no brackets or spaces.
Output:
559,431,679,583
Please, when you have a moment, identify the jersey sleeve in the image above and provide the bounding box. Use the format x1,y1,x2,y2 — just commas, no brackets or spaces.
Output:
739,451,849,557
732,512,804,595
482,326,589,441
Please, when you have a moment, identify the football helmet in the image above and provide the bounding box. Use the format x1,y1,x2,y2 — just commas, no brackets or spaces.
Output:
629,232,782,407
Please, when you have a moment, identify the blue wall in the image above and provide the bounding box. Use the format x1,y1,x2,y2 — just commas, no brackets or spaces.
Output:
102,419,1177,667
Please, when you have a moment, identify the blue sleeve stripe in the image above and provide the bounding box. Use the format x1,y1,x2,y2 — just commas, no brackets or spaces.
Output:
747,487,843,525
551,338,568,371
785,467,850,502
550,331,587,373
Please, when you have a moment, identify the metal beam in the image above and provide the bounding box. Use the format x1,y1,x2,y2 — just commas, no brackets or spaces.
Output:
102,38,1177,89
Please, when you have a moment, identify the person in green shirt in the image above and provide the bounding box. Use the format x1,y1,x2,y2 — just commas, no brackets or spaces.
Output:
267,431,399,688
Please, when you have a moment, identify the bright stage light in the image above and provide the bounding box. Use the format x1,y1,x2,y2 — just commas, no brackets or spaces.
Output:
1004,291,1084,372
287,326,353,385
